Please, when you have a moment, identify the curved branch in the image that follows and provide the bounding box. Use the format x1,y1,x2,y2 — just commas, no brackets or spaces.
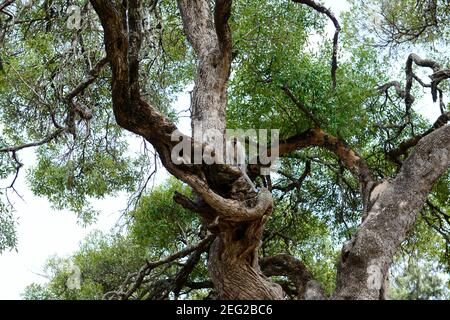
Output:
0,0,13,12
387,111,450,164
0,128,66,153
430,68,450,103
292,0,340,89
379,53,448,116
90,0,269,225
279,128,373,192
173,191,215,218
405,53,441,110
260,254,325,299
182,174,273,222
377,80,414,105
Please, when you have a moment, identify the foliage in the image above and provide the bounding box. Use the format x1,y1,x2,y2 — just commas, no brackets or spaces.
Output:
345,0,450,49
0,197,16,252
390,260,449,300
0,0,194,229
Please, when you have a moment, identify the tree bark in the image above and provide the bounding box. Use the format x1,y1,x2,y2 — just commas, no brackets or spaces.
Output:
334,124,450,299
208,229,283,299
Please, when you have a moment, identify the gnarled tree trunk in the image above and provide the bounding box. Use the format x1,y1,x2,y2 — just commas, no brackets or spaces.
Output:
208,226,283,299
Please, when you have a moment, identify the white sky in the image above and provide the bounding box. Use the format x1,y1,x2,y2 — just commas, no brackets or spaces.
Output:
0,0,444,299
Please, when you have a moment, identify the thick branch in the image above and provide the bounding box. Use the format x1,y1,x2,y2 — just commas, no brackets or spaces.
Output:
387,111,450,164
430,68,450,104
173,191,215,218
214,0,233,55
379,53,448,117
177,0,218,58
260,254,325,299
278,128,373,194
292,0,340,88
128,0,143,102
180,174,273,222
170,249,205,298
405,53,441,110
177,0,232,136
90,0,271,225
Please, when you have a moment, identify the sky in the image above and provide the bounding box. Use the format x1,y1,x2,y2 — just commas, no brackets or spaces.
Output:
0,0,444,300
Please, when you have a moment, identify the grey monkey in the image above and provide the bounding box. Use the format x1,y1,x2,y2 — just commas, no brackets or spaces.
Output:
226,137,257,192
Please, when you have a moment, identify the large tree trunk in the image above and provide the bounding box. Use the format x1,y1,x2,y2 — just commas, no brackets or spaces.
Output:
334,124,450,299
208,230,283,299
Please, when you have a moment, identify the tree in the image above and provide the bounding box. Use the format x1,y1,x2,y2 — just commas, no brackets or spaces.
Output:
390,260,449,300
1,0,449,300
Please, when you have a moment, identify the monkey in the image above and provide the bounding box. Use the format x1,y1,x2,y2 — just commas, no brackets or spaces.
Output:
226,137,257,192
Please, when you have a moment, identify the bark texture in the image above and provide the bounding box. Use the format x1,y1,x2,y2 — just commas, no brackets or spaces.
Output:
178,0,231,139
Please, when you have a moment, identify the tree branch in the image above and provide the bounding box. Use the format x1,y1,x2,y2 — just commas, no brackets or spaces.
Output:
273,159,311,193
278,128,373,198
90,0,271,226
292,0,340,89
177,0,232,136
214,0,233,55
405,53,441,110
0,0,14,12
65,57,108,101
105,234,215,300
387,111,450,164
0,128,65,153
260,254,325,299
177,0,218,58
377,80,414,105
282,84,321,127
